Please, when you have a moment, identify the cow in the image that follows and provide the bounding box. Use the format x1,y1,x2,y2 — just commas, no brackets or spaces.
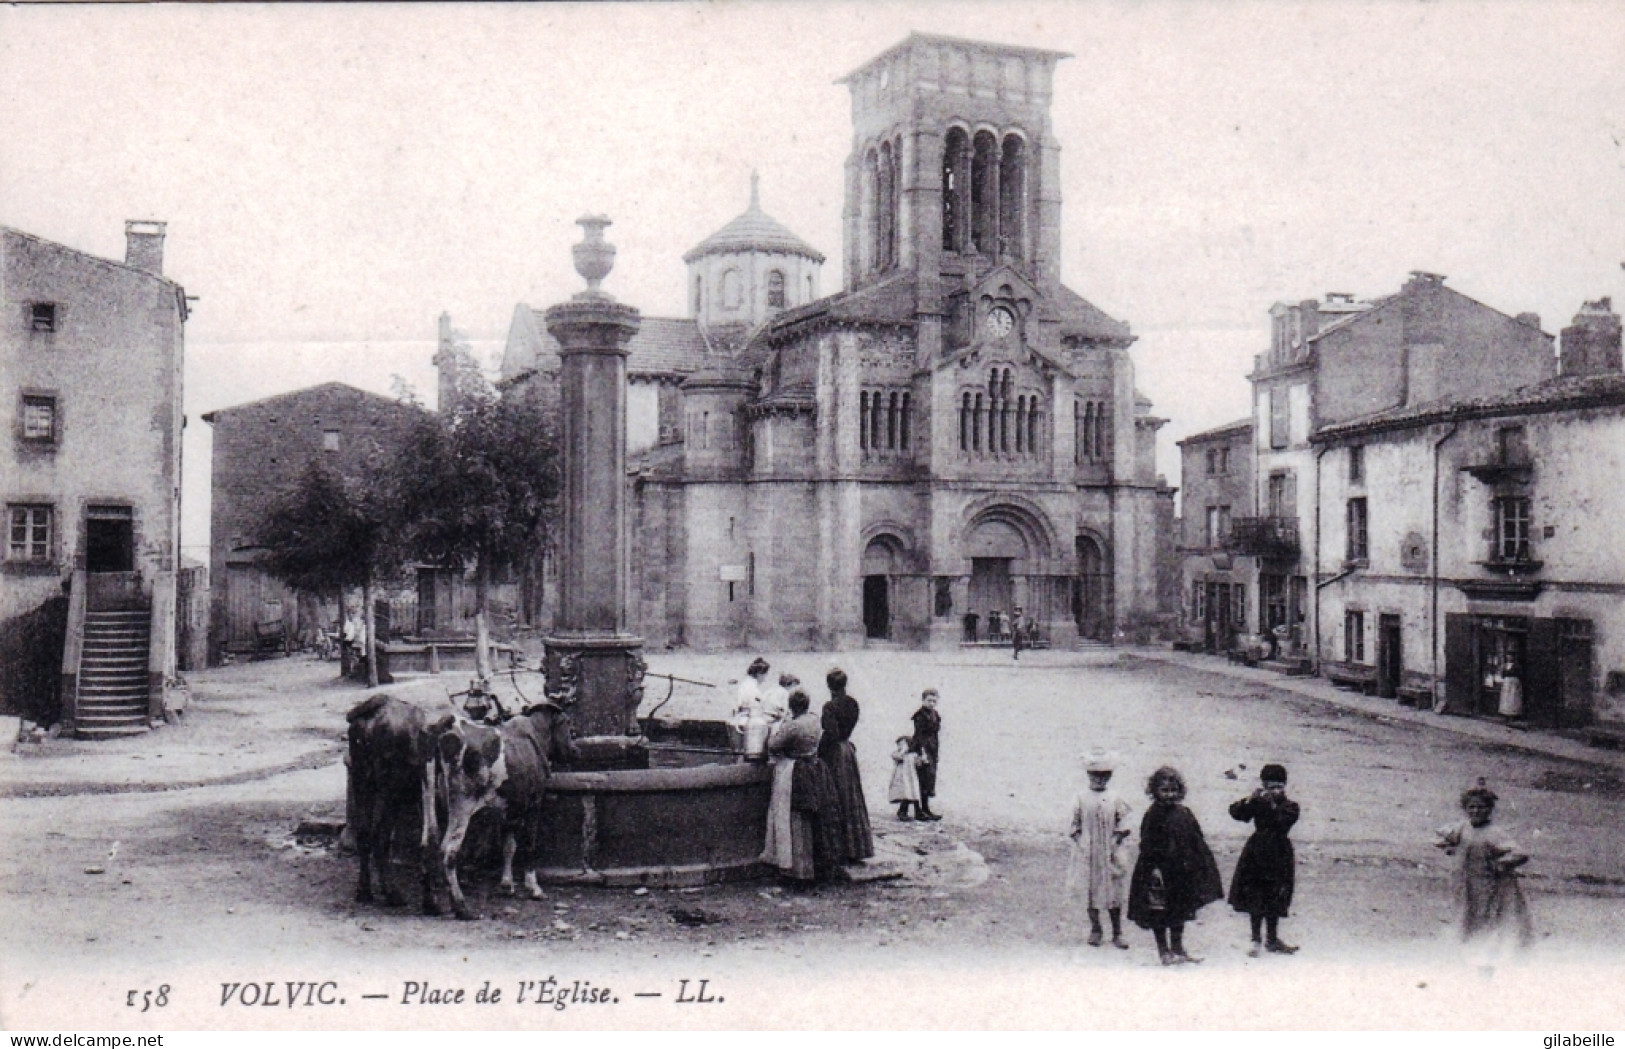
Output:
344,693,437,913
423,700,578,920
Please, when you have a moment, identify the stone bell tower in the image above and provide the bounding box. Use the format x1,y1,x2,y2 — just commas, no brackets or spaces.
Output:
837,33,1071,300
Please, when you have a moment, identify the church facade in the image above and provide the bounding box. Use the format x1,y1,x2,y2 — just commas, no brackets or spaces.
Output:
501,33,1176,651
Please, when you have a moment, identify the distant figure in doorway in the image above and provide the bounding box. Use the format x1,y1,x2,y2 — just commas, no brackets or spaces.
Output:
910,688,943,820
763,689,841,885
888,736,924,821
1127,765,1224,965
1011,606,1029,661
1068,751,1132,949
819,668,875,863
1497,656,1524,719
1228,763,1300,957
1435,779,1532,969
962,612,980,643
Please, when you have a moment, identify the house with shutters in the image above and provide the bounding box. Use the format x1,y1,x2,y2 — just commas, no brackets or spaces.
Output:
1310,298,1625,729
1242,273,1556,666
1,221,189,737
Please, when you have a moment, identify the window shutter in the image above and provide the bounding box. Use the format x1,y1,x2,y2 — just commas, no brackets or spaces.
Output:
1523,618,1561,726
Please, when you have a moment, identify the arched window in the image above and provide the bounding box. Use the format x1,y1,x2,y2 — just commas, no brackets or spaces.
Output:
1028,400,1039,454
806,275,814,301
1083,401,1096,459
878,142,896,272
973,393,984,452
900,392,911,450
1015,395,1027,453
692,275,703,315
971,130,999,254
859,392,869,450
999,134,1026,258
994,371,1007,454
886,392,898,449
960,392,970,451
942,127,970,252
721,268,742,310
870,389,884,451
863,148,880,274
767,270,786,309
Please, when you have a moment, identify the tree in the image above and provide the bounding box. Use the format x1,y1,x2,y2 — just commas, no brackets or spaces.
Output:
393,379,561,675
257,457,406,687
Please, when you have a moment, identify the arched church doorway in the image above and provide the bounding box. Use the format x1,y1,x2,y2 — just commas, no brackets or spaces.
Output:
1074,535,1110,641
861,535,904,641
965,515,1029,639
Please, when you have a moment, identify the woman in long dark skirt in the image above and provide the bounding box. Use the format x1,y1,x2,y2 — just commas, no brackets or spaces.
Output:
1228,763,1300,957
1127,765,1224,965
819,668,874,863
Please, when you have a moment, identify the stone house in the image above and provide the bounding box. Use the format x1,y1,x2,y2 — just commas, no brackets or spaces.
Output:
1310,299,1625,729
1,221,189,737
1247,273,1555,662
201,382,424,663
1175,418,1255,652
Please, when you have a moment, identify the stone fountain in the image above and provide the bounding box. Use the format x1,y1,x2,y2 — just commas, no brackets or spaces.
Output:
531,216,771,886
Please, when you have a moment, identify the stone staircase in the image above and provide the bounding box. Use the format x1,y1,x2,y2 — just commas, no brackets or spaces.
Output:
76,609,152,739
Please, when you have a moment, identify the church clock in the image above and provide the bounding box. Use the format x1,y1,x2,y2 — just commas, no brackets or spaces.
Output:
985,306,1014,340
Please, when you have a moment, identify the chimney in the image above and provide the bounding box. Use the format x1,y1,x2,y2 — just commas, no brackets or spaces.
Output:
124,220,167,275
1559,297,1622,377
1515,312,1541,330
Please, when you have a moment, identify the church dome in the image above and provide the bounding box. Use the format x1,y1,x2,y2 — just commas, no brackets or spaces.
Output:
682,175,825,265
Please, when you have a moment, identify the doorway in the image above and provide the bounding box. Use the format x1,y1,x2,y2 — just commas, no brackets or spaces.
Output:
1377,614,1403,698
85,506,134,573
969,557,1013,634
1074,536,1109,641
862,575,890,640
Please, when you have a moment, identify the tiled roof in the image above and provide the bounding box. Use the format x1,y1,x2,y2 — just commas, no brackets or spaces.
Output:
760,272,920,341
682,181,825,264
200,382,423,423
1314,371,1625,440
511,310,709,379
1047,283,1134,345
1177,417,1253,445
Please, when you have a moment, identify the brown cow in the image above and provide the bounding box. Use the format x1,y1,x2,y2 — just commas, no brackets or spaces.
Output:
423,701,577,920
345,693,437,913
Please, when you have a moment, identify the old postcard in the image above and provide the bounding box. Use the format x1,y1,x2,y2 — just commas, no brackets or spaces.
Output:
3,0,1624,1033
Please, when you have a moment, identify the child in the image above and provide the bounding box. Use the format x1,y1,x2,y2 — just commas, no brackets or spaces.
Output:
888,736,924,820
910,689,943,821
1067,751,1133,948
1127,765,1225,965
1435,779,1532,967
1228,763,1301,957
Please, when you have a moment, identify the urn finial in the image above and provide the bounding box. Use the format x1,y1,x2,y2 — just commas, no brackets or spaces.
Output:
572,214,616,297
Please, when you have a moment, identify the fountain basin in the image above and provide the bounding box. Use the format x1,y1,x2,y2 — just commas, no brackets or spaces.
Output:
533,741,772,887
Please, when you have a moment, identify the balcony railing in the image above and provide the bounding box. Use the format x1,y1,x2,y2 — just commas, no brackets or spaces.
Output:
1226,516,1300,560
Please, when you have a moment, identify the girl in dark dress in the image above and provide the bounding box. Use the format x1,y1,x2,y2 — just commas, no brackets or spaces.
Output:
1228,763,1300,957
1127,765,1225,965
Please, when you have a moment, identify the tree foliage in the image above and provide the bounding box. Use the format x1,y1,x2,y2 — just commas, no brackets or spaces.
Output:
257,456,405,597
394,391,561,609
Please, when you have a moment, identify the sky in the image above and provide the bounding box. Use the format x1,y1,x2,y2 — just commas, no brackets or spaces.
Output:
3,1,1622,558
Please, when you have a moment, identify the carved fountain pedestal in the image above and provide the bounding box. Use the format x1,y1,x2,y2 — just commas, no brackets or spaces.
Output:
532,217,769,886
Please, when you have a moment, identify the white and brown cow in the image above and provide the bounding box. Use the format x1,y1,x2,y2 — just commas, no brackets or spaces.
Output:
345,693,437,913
423,701,577,920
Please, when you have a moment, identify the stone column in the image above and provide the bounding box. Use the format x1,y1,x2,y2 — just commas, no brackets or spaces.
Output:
543,216,647,741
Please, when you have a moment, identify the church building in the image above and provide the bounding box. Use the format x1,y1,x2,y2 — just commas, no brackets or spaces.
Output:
501,33,1177,651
